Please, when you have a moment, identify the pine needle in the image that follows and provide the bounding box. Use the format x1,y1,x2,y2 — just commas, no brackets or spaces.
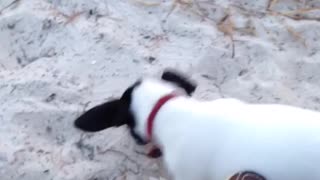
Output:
267,2,320,21
280,12,320,21
165,0,179,20
283,7,320,16
284,23,307,47
164,0,193,20
130,0,161,6
217,13,235,58
269,10,320,22
267,0,279,10
64,11,85,25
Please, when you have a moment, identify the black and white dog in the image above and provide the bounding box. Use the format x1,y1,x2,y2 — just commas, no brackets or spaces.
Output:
74,70,320,180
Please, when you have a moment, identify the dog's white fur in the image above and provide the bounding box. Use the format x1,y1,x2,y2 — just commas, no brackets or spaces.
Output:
130,78,320,180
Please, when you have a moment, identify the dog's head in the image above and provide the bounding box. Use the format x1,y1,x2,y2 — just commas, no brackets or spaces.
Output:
74,69,197,145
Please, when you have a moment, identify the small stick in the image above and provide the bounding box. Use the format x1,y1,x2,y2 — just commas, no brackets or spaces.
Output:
267,0,279,10
217,13,236,58
131,0,161,6
64,11,85,25
0,0,21,14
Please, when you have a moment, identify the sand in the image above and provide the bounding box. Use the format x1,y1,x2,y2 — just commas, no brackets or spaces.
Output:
0,0,320,179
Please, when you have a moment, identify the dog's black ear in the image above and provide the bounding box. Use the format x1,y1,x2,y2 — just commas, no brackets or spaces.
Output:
74,81,140,133
161,69,197,95
74,99,130,132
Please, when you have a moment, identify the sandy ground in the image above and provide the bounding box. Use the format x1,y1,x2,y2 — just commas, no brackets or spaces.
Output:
0,0,320,179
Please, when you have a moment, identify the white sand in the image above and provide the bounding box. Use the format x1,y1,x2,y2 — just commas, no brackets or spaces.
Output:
0,0,320,179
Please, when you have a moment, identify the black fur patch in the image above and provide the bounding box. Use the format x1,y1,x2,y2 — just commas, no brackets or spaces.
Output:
161,69,197,95
73,81,147,145
229,171,266,180
74,99,127,132
74,82,140,129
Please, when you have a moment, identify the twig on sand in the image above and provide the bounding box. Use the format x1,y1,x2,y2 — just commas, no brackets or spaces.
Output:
286,7,320,14
130,0,161,6
64,11,85,25
270,10,320,21
267,0,279,10
47,5,85,25
284,23,307,47
164,0,193,20
217,13,235,58
164,0,179,20
234,3,320,22
285,12,319,21
267,4,320,22
0,0,21,14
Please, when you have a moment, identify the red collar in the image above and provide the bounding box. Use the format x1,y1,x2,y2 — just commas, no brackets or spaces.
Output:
146,93,179,141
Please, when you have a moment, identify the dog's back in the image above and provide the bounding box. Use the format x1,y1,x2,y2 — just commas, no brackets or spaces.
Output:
157,98,320,180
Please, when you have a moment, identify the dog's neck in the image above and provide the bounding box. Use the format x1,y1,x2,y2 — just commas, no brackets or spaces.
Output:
146,93,180,141
130,79,187,145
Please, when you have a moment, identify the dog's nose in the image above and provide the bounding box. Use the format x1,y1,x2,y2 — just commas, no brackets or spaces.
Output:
147,147,162,158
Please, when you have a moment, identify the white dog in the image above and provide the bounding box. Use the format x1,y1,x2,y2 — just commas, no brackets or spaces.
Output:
74,70,320,180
